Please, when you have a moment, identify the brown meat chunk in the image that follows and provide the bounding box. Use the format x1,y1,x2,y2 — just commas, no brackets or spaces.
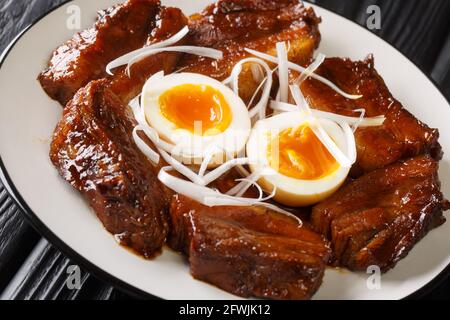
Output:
178,0,321,103
39,0,161,106
50,80,168,258
105,6,188,104
300,56,442,175
169,195,331,300
311,155,448,272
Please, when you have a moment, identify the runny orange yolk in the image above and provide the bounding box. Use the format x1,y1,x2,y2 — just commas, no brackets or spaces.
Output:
158,84,232,136
268,125,339,180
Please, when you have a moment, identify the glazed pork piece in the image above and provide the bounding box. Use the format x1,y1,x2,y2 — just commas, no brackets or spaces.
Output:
179,0,321,102
48,4,187,258
50,80,169,258
39,0,162,106
169,195,331,300
312,155,449,272
300,56,442,175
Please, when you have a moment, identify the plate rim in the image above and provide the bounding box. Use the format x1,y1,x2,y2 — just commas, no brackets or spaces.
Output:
0,0,449,300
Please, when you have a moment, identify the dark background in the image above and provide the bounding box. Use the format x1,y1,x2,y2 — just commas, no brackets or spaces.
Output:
0,0,449,300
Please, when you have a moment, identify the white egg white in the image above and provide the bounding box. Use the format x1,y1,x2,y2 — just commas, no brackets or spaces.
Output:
141,73,251,167
246,112,350,207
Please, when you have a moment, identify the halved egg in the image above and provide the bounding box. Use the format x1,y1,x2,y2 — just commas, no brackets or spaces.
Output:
246,112,350,207
141,73,251,167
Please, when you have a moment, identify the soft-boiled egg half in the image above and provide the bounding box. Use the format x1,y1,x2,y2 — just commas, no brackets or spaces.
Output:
141,73,251,167
246,112,350,207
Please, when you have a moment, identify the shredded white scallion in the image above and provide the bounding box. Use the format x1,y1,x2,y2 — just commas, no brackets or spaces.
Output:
130,97,300,222
276,42,289,103
290,84,353,168
294,53,326,85
158,167,302,225
250,64,265,83
269,101,385,127
125,40,389,221
125,46,223,77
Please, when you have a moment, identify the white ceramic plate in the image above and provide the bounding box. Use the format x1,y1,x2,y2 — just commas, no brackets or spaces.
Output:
0,0,449,300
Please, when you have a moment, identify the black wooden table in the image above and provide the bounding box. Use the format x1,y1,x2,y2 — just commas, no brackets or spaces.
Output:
0,0,449,300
